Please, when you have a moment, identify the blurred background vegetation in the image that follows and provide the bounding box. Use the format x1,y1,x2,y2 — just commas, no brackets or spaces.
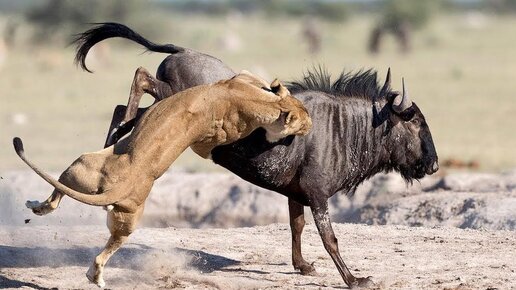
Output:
0,0,515,172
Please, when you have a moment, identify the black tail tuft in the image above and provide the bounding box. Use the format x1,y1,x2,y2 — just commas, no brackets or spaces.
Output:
13,137,24,157
72,22,184,73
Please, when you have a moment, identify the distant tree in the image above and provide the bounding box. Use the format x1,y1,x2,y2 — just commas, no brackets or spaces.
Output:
25,0,143,43
267,0,350,22
169,0,349,22
486,0,516,12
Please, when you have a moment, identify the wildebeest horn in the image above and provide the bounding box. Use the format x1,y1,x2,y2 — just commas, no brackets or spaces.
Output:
392,78,412,113
379,67,391,97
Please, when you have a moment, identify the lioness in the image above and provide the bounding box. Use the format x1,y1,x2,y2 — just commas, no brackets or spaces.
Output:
13,71,311,287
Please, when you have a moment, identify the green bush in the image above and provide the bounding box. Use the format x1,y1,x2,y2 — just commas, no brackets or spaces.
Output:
166,0,349,22
485,0,516,12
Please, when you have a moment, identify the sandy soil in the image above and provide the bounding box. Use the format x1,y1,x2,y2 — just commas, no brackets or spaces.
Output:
1,169,515,289
1,224,514,290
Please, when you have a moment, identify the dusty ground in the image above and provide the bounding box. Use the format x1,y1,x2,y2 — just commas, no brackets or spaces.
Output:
2,170,515,230
1,224,514,290
1,10,515,290
1,169,515,289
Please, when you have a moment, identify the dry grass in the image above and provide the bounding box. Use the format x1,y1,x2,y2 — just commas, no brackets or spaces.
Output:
1,13,515,172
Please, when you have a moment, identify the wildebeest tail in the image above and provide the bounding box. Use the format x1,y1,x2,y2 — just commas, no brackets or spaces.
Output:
73,22,185,73
13,137,129,207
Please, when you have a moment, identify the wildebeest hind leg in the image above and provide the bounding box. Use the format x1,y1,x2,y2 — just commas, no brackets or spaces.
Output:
104,105,127,148
124,66,172,123
105,105,149,148
310,201,374,288
105,67,173,147
288,198,316,275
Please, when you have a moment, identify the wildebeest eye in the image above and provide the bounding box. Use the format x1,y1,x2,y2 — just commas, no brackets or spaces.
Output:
412,118,421,126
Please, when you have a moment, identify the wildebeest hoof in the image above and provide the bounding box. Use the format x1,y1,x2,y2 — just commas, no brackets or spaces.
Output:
86,265,105,288
350,276,375,289
25,200,56,216
297,262,317,276
115,121,126,130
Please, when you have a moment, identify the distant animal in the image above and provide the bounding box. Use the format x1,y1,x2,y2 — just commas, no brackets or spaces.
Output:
33,23,438,288
369,18,411,54
14,71,312,288
0,38,7,70
302,17,322,55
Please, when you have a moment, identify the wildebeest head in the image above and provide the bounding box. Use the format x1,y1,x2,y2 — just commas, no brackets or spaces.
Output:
384,75,439,180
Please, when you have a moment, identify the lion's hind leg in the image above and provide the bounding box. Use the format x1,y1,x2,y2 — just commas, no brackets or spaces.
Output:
25,151,107,215
87,233,129,288
26,190,63,215
87,206,143,287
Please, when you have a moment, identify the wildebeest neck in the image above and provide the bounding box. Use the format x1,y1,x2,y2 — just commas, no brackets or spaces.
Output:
304,94,393,195
212,92,394,200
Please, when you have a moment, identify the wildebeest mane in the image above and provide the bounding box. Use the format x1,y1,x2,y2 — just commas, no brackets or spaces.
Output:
288,66,392,101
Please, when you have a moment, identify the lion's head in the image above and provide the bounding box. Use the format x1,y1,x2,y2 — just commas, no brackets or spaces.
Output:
228,71,312,143
262,79,312,142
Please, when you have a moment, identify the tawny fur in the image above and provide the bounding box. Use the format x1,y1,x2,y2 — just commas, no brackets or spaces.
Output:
14,71,311,287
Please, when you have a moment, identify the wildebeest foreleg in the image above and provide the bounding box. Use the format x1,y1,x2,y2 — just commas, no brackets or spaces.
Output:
310,201,374,288
288,198,316,275
105,66,173,147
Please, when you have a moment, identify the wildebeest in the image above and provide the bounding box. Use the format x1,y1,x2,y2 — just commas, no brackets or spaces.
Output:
369,20,411,55
73,23,236,146
212,69,439,288
15,71,312,288
30,23,438,288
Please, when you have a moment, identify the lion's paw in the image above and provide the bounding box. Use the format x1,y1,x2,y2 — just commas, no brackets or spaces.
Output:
25,200,56,216
86,265,105,288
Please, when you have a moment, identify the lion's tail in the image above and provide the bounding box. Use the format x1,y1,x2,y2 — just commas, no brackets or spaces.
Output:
73,22,185,73
13,137,127,207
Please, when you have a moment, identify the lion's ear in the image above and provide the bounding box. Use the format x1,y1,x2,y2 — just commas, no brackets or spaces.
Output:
270,79,289,98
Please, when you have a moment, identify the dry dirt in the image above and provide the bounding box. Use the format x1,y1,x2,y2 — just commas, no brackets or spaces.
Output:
1,224,514,290
1,170,515,289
